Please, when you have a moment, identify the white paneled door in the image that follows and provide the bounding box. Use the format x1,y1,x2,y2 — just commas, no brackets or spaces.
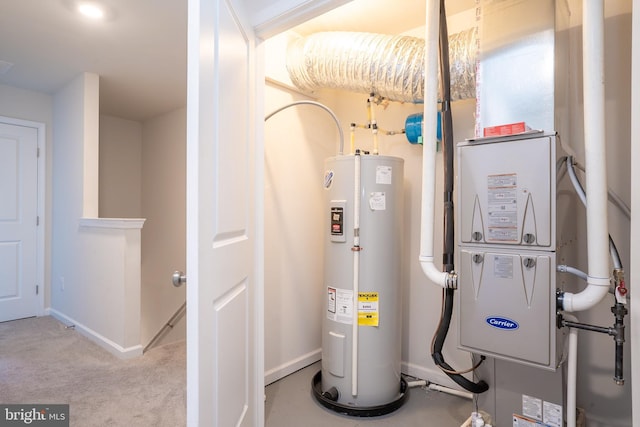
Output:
186,0,262,425
0,122,39,322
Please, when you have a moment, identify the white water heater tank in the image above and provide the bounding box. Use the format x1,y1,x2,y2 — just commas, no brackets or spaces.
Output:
312,153,406,416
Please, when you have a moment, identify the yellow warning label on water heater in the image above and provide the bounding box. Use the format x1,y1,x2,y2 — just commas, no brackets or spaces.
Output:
358,292,379,326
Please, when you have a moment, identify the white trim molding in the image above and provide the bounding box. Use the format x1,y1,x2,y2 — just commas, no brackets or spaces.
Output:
49,309,143,359
79,217,146,229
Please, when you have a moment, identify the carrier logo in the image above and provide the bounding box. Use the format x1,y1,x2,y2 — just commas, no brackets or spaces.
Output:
486,316,519,330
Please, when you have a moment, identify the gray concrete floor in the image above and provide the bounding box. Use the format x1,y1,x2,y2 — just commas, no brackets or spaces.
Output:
265,362,472,427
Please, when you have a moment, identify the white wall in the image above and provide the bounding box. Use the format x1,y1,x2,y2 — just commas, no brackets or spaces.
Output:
99,115,143,218
140,107,187,347
263,78,336,383
51,73,95,313
50,73,143,358
96,108,187,348
0,84,53,309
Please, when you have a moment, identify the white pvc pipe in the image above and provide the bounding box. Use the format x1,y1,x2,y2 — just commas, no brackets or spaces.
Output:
557,265,589,282
562,0,610,312
428,383,473,400
564,313,579,427
406,379,428,388
419,0,449,288
370,96,379,155
571,158,631,219
566,158,623,270
566,157,587,206
352,153,361,397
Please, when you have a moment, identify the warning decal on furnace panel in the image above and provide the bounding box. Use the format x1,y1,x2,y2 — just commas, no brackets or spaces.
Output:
358,292,379,326
487,173,518,242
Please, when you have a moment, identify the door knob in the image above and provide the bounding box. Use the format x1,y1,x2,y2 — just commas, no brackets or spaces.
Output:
172,271,187,287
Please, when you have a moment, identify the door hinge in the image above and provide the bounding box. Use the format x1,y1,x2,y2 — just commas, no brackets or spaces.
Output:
36,285,39,295
37,147,40,158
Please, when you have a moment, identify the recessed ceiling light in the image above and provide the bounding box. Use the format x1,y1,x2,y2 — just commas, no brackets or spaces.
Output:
77,2,105,20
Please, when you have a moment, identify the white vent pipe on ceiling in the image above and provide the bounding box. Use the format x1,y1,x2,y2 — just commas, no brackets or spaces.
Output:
286,29,476,103
562,0,610,312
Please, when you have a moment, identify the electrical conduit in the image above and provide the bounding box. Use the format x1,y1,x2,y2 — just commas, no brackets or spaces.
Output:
561,0,610,312
264,100,345,156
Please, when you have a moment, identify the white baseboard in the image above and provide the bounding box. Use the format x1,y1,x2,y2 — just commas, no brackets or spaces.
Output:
48,309,143,359
263,353,468,391
265,348,322,385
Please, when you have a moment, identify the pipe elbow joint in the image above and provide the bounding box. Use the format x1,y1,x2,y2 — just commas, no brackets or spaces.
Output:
419,257,456,289
562,276,610,312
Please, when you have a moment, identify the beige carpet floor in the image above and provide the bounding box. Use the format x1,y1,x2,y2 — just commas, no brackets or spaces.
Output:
0,316,186,427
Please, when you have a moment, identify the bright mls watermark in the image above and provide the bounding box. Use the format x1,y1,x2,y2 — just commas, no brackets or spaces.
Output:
0,405,69,426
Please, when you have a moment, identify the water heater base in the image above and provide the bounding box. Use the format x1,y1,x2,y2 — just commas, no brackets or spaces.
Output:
311,370,408,417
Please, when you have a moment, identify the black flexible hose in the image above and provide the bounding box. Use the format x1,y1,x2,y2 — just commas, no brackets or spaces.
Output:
439,0,455,273
429,0,489,395
432,289,489,393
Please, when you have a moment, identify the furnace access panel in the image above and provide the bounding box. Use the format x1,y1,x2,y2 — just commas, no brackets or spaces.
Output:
456,134,561,370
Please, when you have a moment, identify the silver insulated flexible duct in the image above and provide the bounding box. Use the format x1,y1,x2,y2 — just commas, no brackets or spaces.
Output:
286,29,477,103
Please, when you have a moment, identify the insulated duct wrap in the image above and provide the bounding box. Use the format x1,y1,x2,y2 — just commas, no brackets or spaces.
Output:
447,28,477,101
286,29,477,103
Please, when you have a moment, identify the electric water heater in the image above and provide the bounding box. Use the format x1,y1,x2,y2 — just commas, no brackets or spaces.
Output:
312,153,406,416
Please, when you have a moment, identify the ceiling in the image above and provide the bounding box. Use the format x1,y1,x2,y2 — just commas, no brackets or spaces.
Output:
0,0,475,122
293,0,475,36
0,0,187,122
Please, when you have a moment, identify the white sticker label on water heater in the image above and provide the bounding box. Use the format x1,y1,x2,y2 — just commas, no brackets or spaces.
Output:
487,173,518,242
369,192,386,211
376,165,392,184
327,287,353,325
